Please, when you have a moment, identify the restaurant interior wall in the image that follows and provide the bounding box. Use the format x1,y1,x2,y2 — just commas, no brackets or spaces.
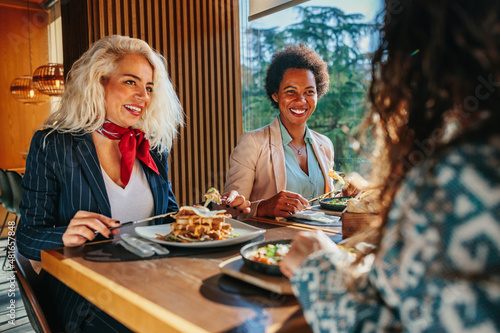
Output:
60,0,242,206
0,1,52,170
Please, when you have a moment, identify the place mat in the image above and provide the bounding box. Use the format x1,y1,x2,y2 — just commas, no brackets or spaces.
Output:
218,274,273,296
84,235,265,262
219,256,294,295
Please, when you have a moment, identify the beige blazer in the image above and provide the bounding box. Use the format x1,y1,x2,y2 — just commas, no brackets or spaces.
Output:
224,116,335,218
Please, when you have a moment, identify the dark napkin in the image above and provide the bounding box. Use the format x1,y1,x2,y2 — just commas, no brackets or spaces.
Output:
84,235,265,262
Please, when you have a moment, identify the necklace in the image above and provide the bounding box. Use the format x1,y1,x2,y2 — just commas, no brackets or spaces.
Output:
289,142,305,155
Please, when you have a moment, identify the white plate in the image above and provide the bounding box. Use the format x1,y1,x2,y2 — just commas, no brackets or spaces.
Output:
135,218,266,248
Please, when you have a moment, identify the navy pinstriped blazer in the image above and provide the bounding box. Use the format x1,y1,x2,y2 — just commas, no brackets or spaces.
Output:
17,129,178,261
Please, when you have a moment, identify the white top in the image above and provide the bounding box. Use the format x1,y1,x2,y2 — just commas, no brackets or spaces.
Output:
101,159,154,234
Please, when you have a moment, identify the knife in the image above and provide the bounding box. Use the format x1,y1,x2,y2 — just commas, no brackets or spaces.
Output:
94,211,176,234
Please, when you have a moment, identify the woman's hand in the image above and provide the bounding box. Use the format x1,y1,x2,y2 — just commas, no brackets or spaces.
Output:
213,190,251,216
62,211,121,247
257,190,310,218
280,230,338,278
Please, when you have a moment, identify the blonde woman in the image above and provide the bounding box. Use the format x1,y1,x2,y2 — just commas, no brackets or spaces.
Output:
17,35,250,332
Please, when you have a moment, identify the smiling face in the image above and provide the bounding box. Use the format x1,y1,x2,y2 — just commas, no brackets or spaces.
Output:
103,53,154,128
272,68,317,130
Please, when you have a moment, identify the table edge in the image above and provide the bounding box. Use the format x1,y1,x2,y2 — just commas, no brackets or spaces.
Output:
41,249,208,333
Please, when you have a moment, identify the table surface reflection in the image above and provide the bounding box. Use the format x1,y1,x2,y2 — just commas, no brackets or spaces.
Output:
41,217,342,332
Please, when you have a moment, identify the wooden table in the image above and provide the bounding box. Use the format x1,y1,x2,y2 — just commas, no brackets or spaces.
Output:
41,218,342,332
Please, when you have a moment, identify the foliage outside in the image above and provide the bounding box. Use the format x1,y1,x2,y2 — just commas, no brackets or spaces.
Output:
241,6,378,174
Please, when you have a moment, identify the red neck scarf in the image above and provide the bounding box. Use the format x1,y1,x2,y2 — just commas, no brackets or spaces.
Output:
97,120,159,186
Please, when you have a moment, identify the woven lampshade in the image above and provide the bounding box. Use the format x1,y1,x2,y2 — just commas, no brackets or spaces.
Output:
10,76,50,104
32,63,65,96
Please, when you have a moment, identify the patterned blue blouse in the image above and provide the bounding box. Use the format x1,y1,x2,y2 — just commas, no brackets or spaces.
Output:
291,135,500,332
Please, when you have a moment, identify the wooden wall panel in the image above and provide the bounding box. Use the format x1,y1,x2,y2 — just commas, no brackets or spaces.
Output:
0,3,51,170
62,0,242,206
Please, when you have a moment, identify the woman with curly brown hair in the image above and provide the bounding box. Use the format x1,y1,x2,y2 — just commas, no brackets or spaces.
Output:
225,44,335,218
281,0,500,331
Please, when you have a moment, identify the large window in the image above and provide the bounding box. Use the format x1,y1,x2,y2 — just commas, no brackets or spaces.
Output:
240,0,381,175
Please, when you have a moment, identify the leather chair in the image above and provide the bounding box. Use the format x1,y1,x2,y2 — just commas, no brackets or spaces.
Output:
6,170,23,220
0,169,14,238
2,171,22,270
14,246,64,333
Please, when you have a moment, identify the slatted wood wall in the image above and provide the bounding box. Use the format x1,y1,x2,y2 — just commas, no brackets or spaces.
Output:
61,0,242,206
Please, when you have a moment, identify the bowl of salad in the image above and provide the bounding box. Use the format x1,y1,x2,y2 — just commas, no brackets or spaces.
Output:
319,196,353,211
240,239,292,275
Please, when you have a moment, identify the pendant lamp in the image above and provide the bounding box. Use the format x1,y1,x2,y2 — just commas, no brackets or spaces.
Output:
10,76,50,104
33,63,64,96
33,3,64,96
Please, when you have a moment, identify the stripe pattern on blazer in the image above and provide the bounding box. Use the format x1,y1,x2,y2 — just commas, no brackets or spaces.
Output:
16,129,178,331
17,129,178,261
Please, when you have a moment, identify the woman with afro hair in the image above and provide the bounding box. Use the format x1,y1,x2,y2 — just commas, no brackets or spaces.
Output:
225,44,335,218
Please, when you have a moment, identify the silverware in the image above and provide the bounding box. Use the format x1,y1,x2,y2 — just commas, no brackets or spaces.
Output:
94,211,176,234
111,211,176,229
118,234,170,257
308,189,340,203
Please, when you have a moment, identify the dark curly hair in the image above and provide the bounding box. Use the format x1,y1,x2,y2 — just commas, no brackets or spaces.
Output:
356,0,500,262
265,44,330,109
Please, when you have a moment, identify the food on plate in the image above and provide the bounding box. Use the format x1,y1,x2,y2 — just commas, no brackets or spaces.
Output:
319,196,354,212
246,243,291,265
203,187,222,207
156,206,233,242
322,197,352,206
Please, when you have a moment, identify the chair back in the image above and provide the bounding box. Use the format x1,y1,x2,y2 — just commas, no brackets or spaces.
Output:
6,170,22,217
14,246,63,333
0,169,14,212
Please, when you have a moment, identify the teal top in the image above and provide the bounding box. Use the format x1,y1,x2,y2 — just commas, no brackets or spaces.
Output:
279,117,325,201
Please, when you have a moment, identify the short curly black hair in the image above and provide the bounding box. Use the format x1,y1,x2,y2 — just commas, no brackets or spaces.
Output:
265,44,330,109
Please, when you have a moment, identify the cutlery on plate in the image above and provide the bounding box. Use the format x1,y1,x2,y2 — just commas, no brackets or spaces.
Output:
94,211,176,234
118,234,170,257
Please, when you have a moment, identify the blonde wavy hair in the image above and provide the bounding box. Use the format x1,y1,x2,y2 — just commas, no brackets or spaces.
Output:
45,35,184,153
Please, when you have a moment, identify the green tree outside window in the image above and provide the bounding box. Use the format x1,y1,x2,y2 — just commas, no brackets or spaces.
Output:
241,4,379,175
